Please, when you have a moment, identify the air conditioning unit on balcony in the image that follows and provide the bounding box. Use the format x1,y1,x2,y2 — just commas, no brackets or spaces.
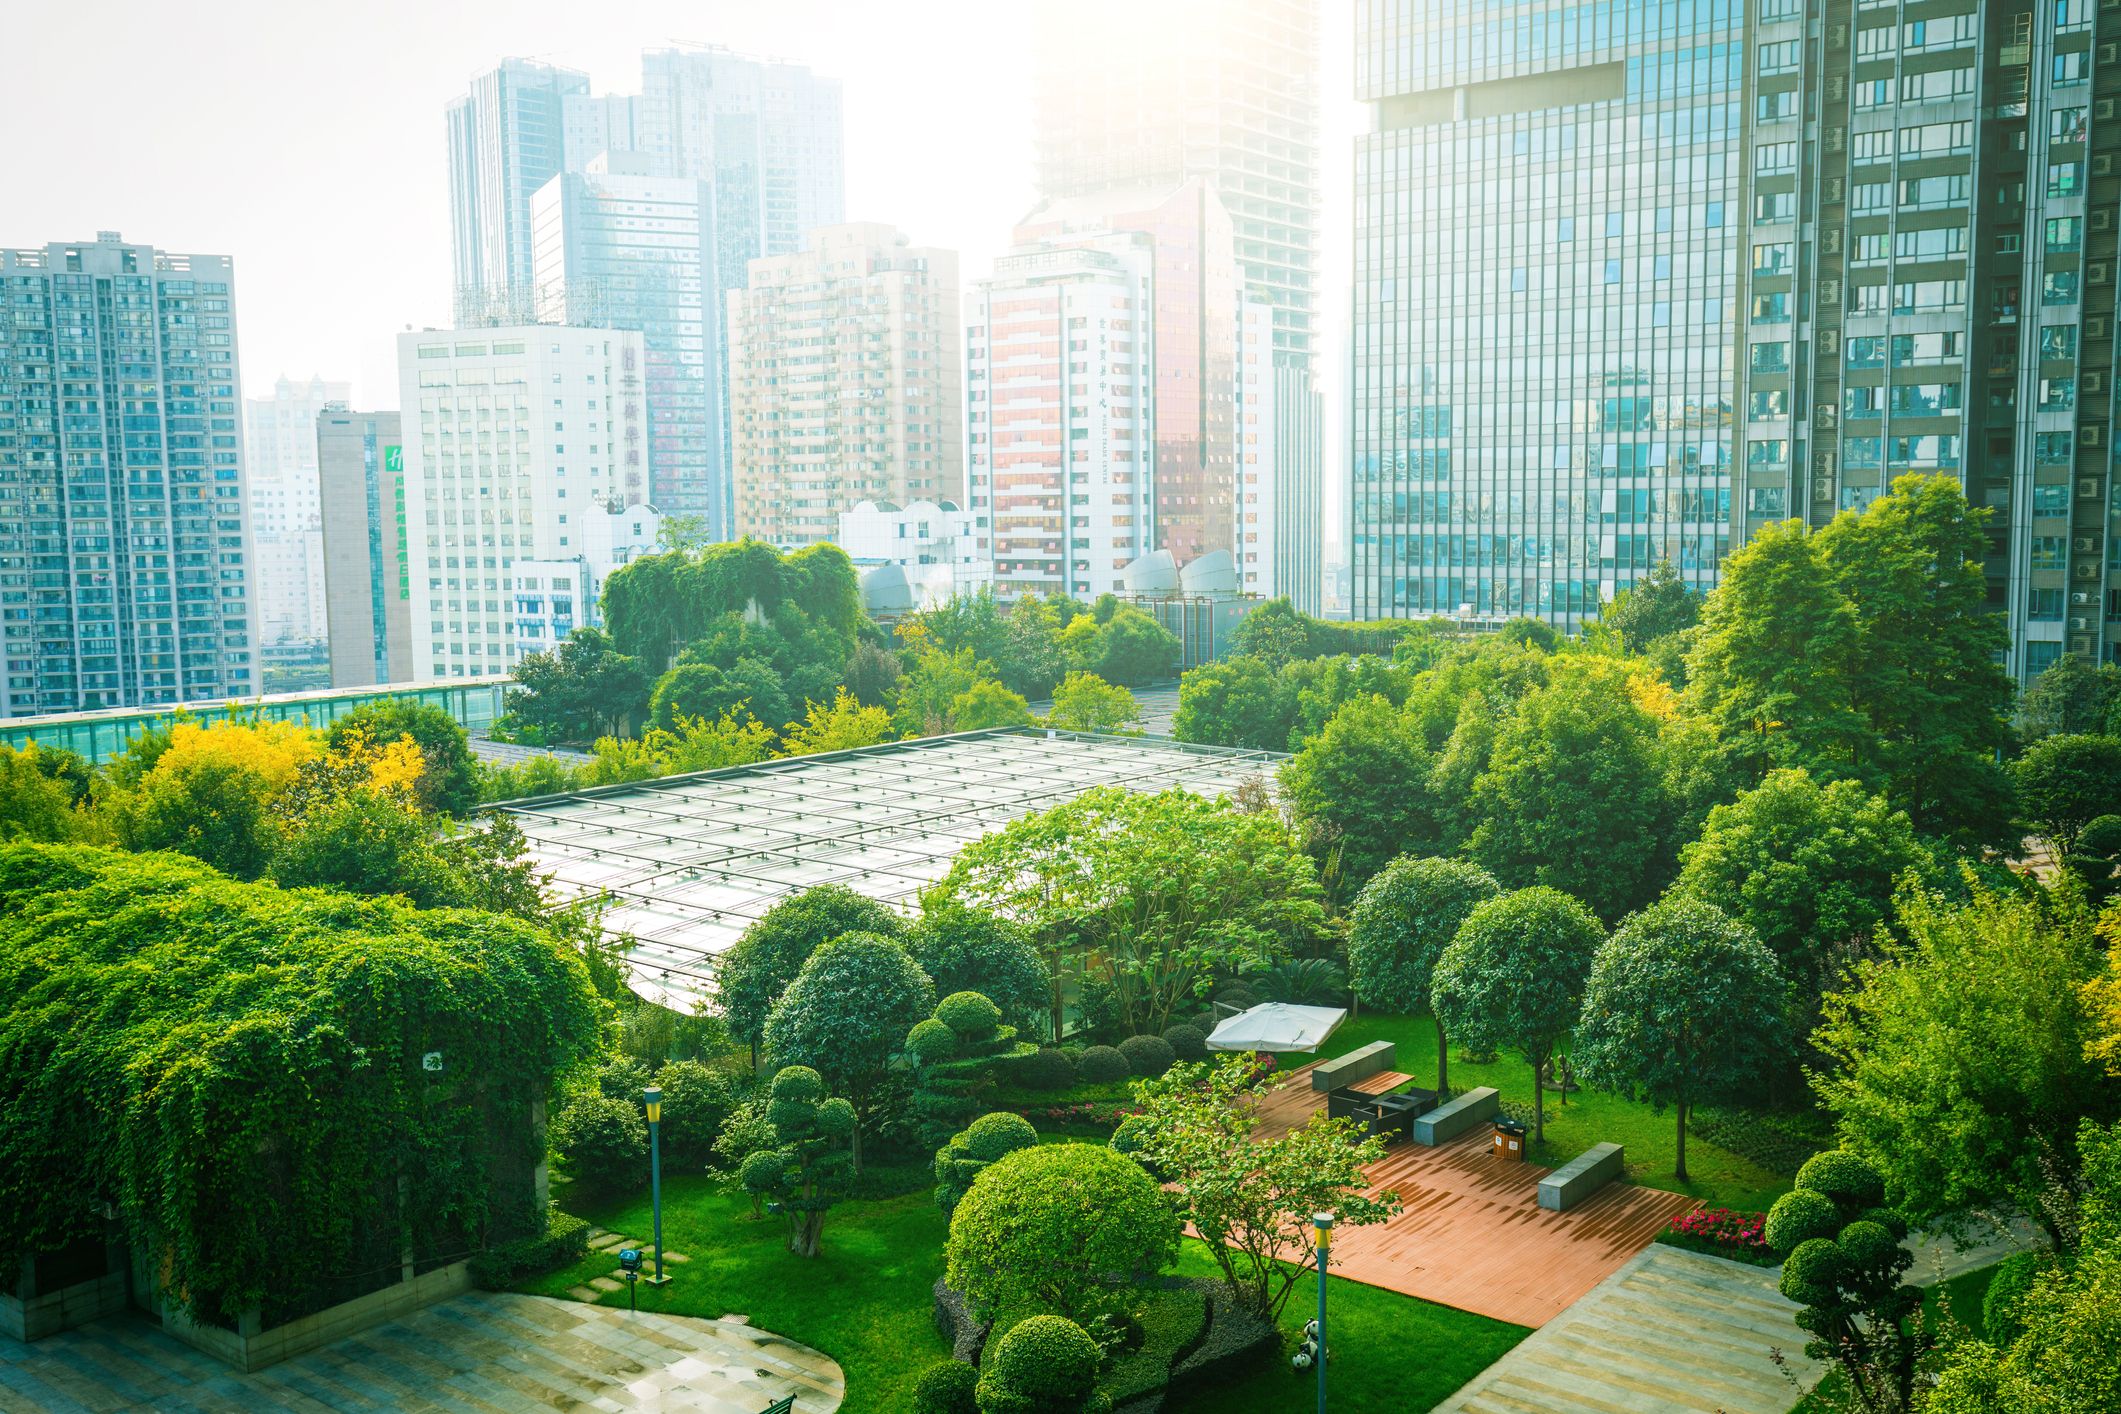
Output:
1828,24,1848,49
2076,536,2100,553
2081,562,2102,578
2071,616,2093,631
2085,425,2106,447
2087,478,2107,497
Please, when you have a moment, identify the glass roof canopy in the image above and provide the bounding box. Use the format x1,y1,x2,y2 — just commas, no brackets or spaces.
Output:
499,728,1283,1009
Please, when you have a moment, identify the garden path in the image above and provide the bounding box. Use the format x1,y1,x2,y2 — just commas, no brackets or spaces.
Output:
1253,1061,1697,1326
0,1290,843,1412
1430,1244,1820,1414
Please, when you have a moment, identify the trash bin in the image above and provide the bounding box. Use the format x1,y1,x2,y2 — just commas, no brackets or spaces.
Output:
1492,1118,1529,1162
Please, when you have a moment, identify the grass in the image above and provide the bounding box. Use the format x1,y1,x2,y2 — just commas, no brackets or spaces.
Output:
1324,1011,1793,1212
526,1163,1528,1413
1163,1243,1530,1414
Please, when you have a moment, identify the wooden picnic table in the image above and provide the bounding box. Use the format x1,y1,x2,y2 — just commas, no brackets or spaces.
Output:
1344,1070,1413,1097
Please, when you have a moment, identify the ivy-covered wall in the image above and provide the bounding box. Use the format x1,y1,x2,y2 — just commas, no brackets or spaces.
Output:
0,845,603,1327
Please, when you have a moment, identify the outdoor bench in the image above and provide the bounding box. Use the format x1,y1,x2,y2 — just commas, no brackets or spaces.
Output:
1537,1141,1625,1211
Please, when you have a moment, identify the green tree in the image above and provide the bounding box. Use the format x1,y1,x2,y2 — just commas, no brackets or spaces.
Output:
945,1141,1179,1326
2018,654,2121,743
118,755,281,879
0,745,90,843
932,1111,1039,1212
1001,595,1068,700
1572,897,1788,1180
745,1065,857,1257
895,647,998,737
1816,474,2015,846
648,657,788,734
843,639,903,707
551,1092,648,1194
649,1059,741,1169
1345,857,1501,1095
1811,885,2112,1249
1278,694,1440,891
504,627,650,743
1927,1120,2121,1414
1400,636,1553,750
783,687,896,756
1170,656,1293,750
951,679,1034,731
1121,1055,1401,1320
1064,606,1180,685
1465,658,1674,920
1431,886,1606,1142
928,787,1328,1037
908,904,1050,1037
326,700,481,816
2012,733,2121,857
1599,558,1700,651
1228,598,1313,670
1764,1151,1927,1414
1686,518,1866,781
715,884,909,1069
1673,768,1929,1005
1045,672,1140,734
762,932,935,1170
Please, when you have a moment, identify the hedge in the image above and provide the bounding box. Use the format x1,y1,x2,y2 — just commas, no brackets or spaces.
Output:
468,1210,592,1289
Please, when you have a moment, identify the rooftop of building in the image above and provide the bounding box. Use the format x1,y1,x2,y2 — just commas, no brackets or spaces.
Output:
498,727,1283,1008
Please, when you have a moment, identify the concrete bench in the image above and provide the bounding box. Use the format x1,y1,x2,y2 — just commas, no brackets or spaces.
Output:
1412,1086,1498,1146
1538,1142,1625,1211
1312,1041,1398,1093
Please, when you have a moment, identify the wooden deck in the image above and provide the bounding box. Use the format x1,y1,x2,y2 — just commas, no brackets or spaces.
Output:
1254,1061,1698,1329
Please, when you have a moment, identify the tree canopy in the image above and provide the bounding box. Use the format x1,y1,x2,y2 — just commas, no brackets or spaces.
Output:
1346,856,1500,1094
715,884,909,1064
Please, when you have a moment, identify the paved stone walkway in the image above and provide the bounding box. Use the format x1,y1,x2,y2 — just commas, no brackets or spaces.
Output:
0,1291,844,1412
1432,1245,1820,1414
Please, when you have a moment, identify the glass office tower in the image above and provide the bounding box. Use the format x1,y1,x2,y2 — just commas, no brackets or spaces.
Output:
1352,1,1742,624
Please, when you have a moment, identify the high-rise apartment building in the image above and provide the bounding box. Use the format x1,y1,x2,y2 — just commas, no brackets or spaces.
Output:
532,156,712,518
395,328,650,680
1035,0,1322,368
1735,0,2120,679
0,233,258,717
727,224,962,547
967,237,1157,601
317,407,412,688
448,59,590,326
244,374,348,648
1351,1,1743,625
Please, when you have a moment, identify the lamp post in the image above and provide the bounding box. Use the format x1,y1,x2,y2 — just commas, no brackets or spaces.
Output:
644,1086,668,1286
1313,1211,1334,1414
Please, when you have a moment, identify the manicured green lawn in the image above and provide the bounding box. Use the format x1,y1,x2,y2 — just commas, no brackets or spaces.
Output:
1163,1244,1529,1414
1323,1011,1792,1212
527,1167,1528,1413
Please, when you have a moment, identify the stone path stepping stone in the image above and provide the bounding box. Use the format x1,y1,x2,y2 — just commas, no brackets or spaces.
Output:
663,1251,691,1263
565,1285,600,1302
588,1276,623,1293
721,1313,750,1325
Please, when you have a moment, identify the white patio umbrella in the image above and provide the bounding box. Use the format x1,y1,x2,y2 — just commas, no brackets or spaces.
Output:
1204,1002,1349,1054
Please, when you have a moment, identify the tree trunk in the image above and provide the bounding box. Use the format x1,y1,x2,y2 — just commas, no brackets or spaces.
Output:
850,1119,864,1176
1532,1053,1546,1143
1675,1101,1689,1183
749,1036,760,1075
1435,1022,1450,1099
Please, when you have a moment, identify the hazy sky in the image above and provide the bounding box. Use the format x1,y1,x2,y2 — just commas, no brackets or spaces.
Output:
7,0,1360,546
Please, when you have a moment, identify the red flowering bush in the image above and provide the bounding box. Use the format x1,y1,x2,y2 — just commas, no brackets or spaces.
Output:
1656,1206,1777,1266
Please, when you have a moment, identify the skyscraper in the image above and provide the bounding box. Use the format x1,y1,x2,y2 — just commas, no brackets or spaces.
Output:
1351,1,1742,625
452,48,845,538
244,374,348,648
395,327,650,681
0,233,259,716
967,234,1157,601
1034,0,1324,609
532,156,713,518
317,406,412,689
447,59,590,326
1734,0,2119,680
727,224,961,548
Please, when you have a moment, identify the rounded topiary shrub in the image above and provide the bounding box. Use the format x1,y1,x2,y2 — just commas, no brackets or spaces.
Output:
1215,984,1259,1011
976,1316,1111,1414
1778,1238,1846,1307
1108,1114,1152,1158
908,1017,960,1064
1017,1047,1076,1091
964,1111,1040,1163
1077,1045,1130,1084
912,1358,980,1414
1764,1188,1840,1256
1160,1023,1207,1061
936,990,1004,1040
1794,1150,1885,1211
1117,1034,1175,1077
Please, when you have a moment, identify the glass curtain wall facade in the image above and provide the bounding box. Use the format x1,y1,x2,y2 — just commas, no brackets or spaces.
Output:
1735,0,2120,678
0,234,258,717
447,60,590,326
1353,0,1742,625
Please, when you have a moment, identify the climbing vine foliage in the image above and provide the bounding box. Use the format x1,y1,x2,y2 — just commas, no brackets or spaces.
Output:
0,845,603,1327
